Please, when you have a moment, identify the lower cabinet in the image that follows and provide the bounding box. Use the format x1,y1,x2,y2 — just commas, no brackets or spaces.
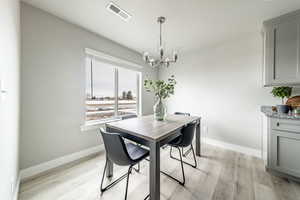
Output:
266,118,300,179
270,129,300,177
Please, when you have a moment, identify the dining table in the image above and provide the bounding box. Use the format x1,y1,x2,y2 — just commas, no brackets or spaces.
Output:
105,114,201,200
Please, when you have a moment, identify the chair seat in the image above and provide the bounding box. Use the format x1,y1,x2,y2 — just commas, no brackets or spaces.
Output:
168,136,183,147
125,143,149,162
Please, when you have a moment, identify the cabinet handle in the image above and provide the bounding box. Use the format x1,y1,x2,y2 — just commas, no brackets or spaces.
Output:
277,122,280,127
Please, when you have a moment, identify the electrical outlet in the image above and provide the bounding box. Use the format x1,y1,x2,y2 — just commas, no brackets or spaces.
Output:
11,177,15,194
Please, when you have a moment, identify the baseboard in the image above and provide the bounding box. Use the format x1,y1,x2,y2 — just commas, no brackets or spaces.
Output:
203,137,262,158
20,144,104,181
13,175,20,200
19,138,261,182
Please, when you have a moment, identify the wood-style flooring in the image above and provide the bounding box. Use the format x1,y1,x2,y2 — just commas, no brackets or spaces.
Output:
19,144,300,200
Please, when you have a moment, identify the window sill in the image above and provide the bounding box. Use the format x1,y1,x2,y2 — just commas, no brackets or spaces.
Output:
80,117,122,132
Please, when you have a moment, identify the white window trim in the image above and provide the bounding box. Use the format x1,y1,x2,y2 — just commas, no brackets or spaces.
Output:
80,117,122,132
81,48,143,132
85,48,143,70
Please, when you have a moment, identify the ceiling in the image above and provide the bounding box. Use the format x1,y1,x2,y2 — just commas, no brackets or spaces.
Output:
22,0,300,55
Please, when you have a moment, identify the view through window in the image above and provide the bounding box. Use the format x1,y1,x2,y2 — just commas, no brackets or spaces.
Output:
118,67,138,116
85,56,140,122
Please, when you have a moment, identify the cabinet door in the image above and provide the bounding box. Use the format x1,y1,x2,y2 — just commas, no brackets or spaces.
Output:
264,19,300,86
270,130,300,177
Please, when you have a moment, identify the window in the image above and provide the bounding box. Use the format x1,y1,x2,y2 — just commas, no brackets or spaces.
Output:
85,55,140,122
118,67,139,116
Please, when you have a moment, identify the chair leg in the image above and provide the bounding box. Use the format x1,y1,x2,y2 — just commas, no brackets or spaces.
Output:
132,143,141,173
100,160,145,200
124,166,133,200
100,158,108,192
170,146,190,159
190,144,198,168
182,147,192,157
100,158,131,193
178,147,185,185
161,147,185,185
170,145,197,168
133,162,140,173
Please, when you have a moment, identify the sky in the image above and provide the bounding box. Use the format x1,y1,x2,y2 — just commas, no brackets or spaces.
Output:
86,58,137,98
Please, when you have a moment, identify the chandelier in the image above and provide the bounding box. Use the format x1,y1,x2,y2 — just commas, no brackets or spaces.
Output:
143,16,178,68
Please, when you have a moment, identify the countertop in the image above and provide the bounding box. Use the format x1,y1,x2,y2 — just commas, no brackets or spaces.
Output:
261,106,300,120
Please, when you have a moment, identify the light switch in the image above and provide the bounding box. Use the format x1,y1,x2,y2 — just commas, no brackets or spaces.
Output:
0,80,8,101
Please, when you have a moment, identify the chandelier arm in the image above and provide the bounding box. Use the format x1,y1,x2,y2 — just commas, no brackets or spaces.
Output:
163,59,176,63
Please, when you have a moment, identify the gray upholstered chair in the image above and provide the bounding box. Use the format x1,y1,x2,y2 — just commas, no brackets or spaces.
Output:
161,117,197,185
169,121,198,169
99,128,149,200
174,112,194,157
120,114,142,171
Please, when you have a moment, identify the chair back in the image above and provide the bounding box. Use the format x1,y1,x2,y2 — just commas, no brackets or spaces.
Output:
175,112,191,129
174,112,190,116
179,122,197,147
99,128,132,166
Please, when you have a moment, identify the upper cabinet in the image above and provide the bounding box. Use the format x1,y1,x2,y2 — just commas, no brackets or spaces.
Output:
264,10,300,86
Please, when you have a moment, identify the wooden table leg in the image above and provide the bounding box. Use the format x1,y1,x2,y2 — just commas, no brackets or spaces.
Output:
150,141,160,200
196,118,201,156
106,156,114,178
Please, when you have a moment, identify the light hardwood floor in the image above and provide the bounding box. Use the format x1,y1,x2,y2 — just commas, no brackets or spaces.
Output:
19,144,300,200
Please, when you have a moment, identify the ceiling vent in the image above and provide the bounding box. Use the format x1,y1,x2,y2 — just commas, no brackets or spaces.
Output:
106,2,132,21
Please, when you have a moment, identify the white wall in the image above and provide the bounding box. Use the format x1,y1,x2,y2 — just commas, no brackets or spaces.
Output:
20,3,157,170
159,33,284,151
0,0,20,199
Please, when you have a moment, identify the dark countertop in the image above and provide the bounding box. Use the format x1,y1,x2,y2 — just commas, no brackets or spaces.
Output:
261,106,300,120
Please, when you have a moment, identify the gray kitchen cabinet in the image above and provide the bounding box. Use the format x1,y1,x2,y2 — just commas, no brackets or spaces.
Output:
270,130,300,177
263,10,300,86
268,118,300,178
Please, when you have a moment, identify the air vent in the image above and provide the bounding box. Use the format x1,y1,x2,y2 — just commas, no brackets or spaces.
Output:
106,2,132,21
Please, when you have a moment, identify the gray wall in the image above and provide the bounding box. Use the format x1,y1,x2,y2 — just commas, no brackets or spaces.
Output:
0,0,20,199
20,3,157,169
159,33,290,151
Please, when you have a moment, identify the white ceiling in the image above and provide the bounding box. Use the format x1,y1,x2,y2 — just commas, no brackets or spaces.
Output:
22,0,300,55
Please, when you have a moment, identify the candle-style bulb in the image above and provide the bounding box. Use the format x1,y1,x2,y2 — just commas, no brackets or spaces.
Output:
159,46,164,58
143,52,149,62
173,51,178,62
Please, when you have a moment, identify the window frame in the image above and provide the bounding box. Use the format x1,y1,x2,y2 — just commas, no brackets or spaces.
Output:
84,48,142,125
